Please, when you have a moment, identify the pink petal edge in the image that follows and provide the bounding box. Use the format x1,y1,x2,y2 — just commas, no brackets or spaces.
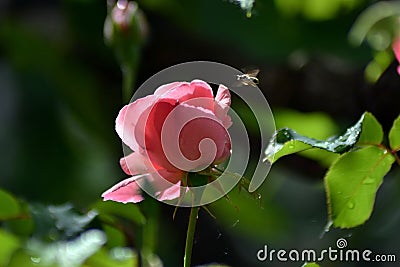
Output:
101,175,147,204
157,181,183,201
214,84,232,128
115,95,156,151
120,152,149,175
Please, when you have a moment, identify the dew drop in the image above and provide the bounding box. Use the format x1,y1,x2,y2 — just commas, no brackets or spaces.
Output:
216,231,222,239
288,144,295,149
347,201,355,209
30,257,41,264
319,220,333,239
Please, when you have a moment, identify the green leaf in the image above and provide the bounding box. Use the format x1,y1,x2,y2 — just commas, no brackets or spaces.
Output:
0,189,21,220
30,203,98,239
265,113,365,163
389,115,400,151
302,263,320,267
103,224,126,248
4,201,33,237
357,112,383,145
27,229,106,267
0,230,20,267
86,247,137,267
93,200,146,225
325,146,395,228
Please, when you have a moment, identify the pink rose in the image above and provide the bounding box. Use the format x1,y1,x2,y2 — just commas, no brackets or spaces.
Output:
102,80,232,203
393,37,400,75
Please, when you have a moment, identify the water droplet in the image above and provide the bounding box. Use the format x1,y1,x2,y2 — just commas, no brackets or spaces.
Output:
288,144,295,149
31,257,41,264
363,177,374,185
382,149,388,155
319,220,333,239
347,201,355,209
216,231,222,239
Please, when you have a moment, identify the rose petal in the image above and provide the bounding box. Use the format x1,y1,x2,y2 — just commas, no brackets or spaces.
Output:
115,95,156,151
180,115,231,164
157,181,184,201
154,82,184,96
215,84,231,107
101,175,146,203
393,37,400,75
120,152,149,175
160,102,231,171
161,80,214,110
214,84,232,128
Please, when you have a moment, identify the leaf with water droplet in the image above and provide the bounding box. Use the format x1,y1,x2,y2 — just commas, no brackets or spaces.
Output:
325,146,395,228
389,114,400,151
357,112,383,145
265,113,368,163
346,201,355,209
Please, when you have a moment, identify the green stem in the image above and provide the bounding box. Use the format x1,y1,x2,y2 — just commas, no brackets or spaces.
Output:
122,64,136,103
183,206,200,267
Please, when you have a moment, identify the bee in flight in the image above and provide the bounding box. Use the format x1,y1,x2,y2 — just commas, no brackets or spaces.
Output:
236,68,259,87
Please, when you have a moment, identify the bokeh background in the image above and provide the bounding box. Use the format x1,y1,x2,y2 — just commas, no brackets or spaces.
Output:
1,0,400,266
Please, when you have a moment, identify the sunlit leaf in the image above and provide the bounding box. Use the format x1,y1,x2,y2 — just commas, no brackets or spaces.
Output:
389,115,400,151
265,113,365,163
27,229,106,267
364,50,393,83
0,230,20,266
325,146,395,228
4,203,34,237
30,203,97,239
86,247,137,267
103,224,126,248
357,112,383,145
6,249,39,267
0,189,21,220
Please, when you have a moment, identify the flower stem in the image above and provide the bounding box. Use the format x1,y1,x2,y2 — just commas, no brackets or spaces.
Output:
184,206,200,267
122,64,137,103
